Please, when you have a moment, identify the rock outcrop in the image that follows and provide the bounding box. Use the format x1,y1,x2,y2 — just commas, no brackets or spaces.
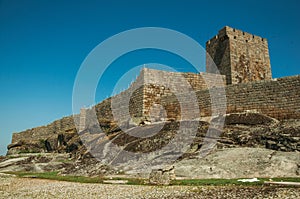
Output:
175,147,300,178
2,112,299,178
149,166,175,185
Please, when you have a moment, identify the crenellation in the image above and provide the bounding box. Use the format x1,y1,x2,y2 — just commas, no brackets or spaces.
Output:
207,26,272,85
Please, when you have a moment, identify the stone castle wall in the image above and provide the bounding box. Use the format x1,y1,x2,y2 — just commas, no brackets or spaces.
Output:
107,69,145,123
162,75,300,120
206,26,272,84
94,68,226,123
11,74,300,146
142,68,226,119
8,68,225,144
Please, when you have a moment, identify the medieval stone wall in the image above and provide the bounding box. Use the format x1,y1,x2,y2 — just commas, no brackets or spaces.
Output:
107,69,145,123
142,68,226,118
8,68,225,144
9,74,300,152
162,75,300,120
207,26,272,84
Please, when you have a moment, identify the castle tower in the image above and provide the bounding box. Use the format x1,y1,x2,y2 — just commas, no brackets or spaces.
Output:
206,26,272,84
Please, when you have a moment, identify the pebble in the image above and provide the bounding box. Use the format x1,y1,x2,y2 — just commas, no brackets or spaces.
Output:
0,177,299,199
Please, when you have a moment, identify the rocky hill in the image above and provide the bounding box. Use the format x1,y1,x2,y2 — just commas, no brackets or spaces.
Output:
1,112,299,179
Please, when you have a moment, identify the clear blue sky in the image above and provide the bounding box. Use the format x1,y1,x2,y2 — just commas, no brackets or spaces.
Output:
0,0,299,155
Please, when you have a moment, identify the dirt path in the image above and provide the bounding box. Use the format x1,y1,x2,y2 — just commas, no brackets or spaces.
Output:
0,176,299,199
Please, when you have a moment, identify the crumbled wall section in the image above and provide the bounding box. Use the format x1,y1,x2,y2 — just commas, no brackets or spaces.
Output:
162,75,300,120
207,26,272,84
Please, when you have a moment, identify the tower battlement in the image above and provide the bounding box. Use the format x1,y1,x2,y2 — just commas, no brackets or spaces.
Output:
207,26,268,45
206,26,272,84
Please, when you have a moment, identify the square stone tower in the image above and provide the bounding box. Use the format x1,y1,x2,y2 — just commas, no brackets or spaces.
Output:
206,26,272,84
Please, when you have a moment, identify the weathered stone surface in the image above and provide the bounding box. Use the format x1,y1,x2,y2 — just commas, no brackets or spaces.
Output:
149,166,175,185
1,117,300,178
162,75,300,121
224,111,278,125
175,147,300,179
207,26,272,84
7,130,81,155
0,153,72,173
61,157,119,177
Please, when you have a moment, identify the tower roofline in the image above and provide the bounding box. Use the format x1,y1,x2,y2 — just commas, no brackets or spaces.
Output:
207,26,268,45
206,26,272,84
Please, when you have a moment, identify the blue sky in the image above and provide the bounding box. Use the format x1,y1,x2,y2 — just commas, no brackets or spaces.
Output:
0,0,299,155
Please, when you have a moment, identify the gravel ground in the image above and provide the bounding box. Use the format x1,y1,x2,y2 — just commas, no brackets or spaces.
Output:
0,176,299,199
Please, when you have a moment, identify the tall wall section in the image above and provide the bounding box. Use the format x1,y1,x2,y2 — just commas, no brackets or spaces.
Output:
105,69,145,123
141,68,226,120
206,26,272,84
162,75,300,120
206,29,231,84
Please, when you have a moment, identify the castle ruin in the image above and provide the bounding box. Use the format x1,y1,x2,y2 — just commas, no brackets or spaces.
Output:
7,26,300,155
103,26,280,124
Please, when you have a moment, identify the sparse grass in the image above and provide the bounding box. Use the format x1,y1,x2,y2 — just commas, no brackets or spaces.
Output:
172,178,263,186
6,171,145,185
5,171,300,186
171,177,300,186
